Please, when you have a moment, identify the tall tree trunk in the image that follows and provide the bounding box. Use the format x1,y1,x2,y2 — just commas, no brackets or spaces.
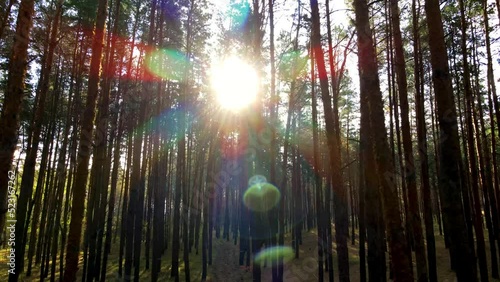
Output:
353,0,413,280
361,89,386,282
389,0,428,280
412,0,437,280
63,0,108,280
202,138,215,282
268,1,280,281
49,63,74,282
470,16,500,280
101,104,124,280
0,0,35,255
358,140,368,282
119,128,132,277
449,39,476,261
322,0,349,281
310,38,324,282
458,0,489,280
60,36,85,280
385,6,410,262
118,2,139,275
423,0,477,279
85,1,121,279
483,1,500,273
183,3,194,280
171,80,185,282
310,1,349,280
484,0,500,216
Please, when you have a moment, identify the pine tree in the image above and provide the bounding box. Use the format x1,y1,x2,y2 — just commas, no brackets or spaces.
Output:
423,0,478,279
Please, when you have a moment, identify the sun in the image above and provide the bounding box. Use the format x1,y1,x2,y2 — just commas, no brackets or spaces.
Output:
211,56,259,111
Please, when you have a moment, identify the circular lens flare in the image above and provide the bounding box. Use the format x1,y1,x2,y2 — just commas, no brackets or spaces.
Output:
243,182,280,212
254,246,294,265
211,56,259,111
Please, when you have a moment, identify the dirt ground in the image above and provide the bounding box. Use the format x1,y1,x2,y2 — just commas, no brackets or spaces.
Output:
1,228,499,281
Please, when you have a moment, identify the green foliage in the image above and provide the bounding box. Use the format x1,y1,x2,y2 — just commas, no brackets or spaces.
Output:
65,0,99,25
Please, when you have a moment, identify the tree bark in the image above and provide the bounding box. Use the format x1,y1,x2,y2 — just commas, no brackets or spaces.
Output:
389,0,428,280
63,0,109,280
310,37,324,282
353,0,413,280
310,0,349,280
412,0,437,280
457,0,489,280
423,0,477,279
0,0,35,255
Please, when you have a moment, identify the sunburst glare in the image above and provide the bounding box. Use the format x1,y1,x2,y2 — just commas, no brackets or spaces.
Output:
211,56,259,111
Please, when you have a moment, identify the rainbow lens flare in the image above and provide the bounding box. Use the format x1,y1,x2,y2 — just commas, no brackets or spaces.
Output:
145,49,190,81
228,0,251,31
254,246,294,265
278,50,309,81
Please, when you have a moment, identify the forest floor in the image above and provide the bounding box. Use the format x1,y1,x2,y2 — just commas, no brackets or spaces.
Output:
1,227,499,281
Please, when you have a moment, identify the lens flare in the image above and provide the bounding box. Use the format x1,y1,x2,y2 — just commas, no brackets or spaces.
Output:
248,175,267,186
243,182,280,212
278,50,309,81
134,107,194,154
228,0,251,31
254,246,294,265
211,56,258,111
146,49,190,81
